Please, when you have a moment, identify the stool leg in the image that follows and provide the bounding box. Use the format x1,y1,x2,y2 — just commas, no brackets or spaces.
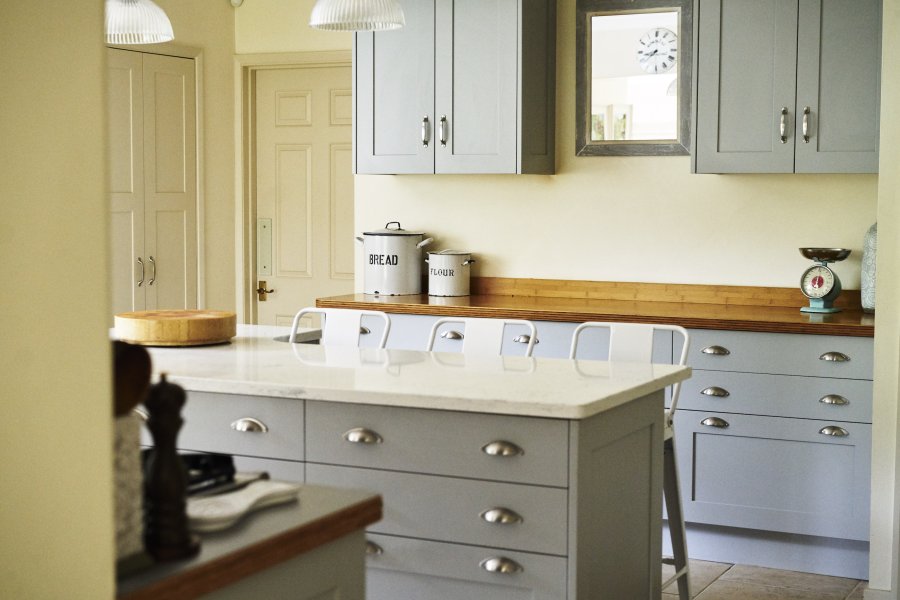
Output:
664,437,690,600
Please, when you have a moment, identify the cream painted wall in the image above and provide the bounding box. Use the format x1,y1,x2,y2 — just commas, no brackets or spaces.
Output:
235,0,353,53
0,2,113,598
155,0,237,311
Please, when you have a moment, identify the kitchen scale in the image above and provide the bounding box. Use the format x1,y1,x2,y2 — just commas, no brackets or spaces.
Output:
798,248,851,313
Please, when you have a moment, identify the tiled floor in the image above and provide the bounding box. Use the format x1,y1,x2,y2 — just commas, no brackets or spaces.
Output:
662,560,868,599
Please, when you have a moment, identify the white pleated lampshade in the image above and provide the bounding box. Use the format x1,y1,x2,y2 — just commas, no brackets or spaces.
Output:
105,0,175,45
309,0,406,31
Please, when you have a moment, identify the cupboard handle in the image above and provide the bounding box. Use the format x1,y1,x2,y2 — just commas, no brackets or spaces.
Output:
441,330,464,340
136,257,145,287
365,541,384,556
819,425,849,437
342,427,383,445
701,345,730,356
421,116,430,147
481,440,524,457
820,394,849,406
480,507,523,525
132,407,149,422
439,115,448,147
480,557,523,575
802,106,811,143
230,417,269,433
148,255,156,286
513,334,538,345
779,107,788,143
701,417,729,429
360,326,371,335
820,351,850,362
701,386,730,398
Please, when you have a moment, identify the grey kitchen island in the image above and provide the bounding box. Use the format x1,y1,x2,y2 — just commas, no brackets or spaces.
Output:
140,325,690,599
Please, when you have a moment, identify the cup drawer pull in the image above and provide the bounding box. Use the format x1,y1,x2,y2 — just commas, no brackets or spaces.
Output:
343,427,383,445
819,426,849,437
441,330,464,340
701,345,730,356
701,417,729,429
819,351,850,362
701,386,730,398
365,541,384,555
230,417,269,433
480,557,523,575
819,394,850,406
513,334,539,345
481,440,524,457
480,507,523,525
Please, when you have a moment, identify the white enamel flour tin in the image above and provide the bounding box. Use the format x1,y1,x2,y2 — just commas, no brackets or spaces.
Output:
427,250,475,297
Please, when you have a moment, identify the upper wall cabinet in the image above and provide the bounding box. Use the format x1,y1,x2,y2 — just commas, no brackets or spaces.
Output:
693,0,881,174
354,0,556,175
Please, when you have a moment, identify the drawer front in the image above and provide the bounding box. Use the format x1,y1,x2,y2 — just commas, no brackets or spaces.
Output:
688,330,873,379
365,533,567,600
306,401,568,487
674,410,871,541
230,455,305,483
679,371,872,422
307,464,568,556
173,392,304,461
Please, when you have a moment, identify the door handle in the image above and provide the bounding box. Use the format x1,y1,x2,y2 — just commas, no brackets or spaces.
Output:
136,257,144,287
148,256,156,286
256,280,275,301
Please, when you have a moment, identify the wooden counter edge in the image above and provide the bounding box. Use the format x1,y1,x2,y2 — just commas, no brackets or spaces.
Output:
117,495,382,600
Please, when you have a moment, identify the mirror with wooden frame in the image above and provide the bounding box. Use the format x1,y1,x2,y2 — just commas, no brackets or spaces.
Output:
576,0,692,156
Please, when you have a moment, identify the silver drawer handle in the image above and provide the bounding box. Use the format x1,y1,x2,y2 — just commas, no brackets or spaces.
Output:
820,351,850,362
480,507,523,525
230,417,269,433
365,541,384,555
701,345,730,356
779,106,789,143
481,440,524,457
421,115,430,147
360,326,371,335
701,386,730,398
802,106,811,143
513,334,538,345
132,407,149,422
480,557,523,575
701,417,729,429
819,425,849,437
441,330,464,340
343,427,383,445
820,394,850,406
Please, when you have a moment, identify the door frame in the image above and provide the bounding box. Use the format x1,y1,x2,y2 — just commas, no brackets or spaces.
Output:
234,51,352,324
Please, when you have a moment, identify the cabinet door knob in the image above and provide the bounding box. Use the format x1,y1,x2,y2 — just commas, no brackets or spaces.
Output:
365,540,384,555
819,425,849,437
343,427,383,445
481,440,524,457
480,557,523,575
819,351,850,362
440,330,464,340
513,334,538,345
701,417,729,429
230,417,269,433
701,386,730,398
819,394,849,406
701,345,730,356
480,507,523,525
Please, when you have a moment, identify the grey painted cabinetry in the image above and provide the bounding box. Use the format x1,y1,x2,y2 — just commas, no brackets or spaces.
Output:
674,330,873,542
354,0,556,174
694,0,881,173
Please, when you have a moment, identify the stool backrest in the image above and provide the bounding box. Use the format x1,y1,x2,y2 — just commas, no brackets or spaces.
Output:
290,307,391,348
426,317,537,357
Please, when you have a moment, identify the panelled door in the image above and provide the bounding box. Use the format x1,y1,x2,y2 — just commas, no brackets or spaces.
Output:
254,66,355,326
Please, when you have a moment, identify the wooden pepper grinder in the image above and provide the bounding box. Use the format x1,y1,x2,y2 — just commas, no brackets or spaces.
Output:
143,373,200,561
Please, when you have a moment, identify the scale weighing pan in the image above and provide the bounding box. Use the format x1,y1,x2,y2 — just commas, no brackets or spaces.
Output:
799,248,851,262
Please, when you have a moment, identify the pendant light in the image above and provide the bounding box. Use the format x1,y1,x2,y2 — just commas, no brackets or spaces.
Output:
309,0,406,31
105,0,175,45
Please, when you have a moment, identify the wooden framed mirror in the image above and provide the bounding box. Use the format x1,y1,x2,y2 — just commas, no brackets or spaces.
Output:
576,0,693,156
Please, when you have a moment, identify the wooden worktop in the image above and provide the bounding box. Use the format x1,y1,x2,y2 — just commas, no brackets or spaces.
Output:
317,278,874,337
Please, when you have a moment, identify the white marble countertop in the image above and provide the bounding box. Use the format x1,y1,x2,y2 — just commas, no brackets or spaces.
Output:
143,324,691,420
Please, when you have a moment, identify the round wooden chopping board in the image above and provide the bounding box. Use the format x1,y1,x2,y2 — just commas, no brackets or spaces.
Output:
115,310,237,346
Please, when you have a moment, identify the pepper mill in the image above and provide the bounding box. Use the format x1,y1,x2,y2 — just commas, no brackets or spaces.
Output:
143,373,200,561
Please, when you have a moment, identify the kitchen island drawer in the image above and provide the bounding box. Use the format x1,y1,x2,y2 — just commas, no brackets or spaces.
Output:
171,391,304,461
688,330,873,379
306,464,568,556
679,371,872,422
365,533,567,600
306,401,568,487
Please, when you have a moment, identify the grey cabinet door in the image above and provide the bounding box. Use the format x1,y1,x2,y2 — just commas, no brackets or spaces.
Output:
354,0,435,174
695,0,799,173
434,0,518,174
794,0,881,173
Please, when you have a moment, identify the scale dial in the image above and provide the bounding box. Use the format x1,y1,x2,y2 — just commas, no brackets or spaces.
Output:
800,265,836,299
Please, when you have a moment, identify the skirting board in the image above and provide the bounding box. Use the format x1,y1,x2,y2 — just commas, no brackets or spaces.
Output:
864,590,894,599
663,522,868,580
